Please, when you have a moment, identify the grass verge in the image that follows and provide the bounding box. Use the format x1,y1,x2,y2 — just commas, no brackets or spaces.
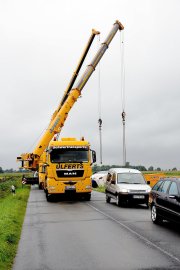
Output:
93,186,105,193
0,179,30,270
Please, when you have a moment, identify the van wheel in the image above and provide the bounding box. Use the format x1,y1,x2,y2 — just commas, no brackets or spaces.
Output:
106,195,111,203
151,205,162,224
146,201,149,209
116,194,121,206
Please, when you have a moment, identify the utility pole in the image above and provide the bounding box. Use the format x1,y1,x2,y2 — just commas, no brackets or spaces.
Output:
122,111,126,166
98,118,103,164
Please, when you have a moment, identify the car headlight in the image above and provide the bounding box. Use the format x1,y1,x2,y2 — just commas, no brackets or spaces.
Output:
120,188,129,194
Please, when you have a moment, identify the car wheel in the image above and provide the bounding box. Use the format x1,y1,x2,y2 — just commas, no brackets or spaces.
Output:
116,194,121,206
106,194,111,203
151,204,162,224
92,180,98,188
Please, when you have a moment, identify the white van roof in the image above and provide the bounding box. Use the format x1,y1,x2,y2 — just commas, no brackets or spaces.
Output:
108,168,141,174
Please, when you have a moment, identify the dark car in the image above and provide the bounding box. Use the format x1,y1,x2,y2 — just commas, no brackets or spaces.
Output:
149,178,180,224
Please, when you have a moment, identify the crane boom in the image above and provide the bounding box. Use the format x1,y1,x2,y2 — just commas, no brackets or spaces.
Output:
57,29,100,111
47,29,100,132
17,20,124,170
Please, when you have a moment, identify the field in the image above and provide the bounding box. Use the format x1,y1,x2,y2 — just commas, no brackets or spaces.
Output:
143,171,180,177
0,173,30,270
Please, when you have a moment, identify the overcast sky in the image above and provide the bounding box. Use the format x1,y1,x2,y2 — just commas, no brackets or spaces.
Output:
0,0,180,170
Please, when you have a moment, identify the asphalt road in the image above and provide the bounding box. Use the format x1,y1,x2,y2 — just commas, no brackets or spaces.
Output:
13,187,180,270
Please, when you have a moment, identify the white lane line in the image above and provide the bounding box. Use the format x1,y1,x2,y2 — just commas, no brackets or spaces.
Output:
87,203,180,265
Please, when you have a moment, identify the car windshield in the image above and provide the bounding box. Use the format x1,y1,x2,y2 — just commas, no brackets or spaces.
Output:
50,148,89,163
117,173,146,184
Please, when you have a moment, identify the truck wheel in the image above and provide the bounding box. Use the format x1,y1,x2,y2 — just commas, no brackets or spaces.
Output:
85,193,91,201
106,195,111,203
39,183,43,190
46,191,53,202
151,205,162,224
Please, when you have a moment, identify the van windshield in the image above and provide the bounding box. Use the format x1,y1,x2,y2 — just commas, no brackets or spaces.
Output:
117,173,146,184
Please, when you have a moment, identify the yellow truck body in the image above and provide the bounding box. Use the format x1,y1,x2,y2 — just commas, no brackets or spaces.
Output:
44,138,94,201
38,152,47,189
144,173,165,187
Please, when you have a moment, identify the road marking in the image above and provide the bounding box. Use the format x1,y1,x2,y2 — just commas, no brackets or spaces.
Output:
87,203,180,265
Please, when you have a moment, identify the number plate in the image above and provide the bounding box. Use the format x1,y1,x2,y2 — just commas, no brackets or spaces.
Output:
65,186,75,190
133,195,145,199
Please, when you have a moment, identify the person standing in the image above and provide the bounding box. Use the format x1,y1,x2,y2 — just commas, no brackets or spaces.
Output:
11,185,16,195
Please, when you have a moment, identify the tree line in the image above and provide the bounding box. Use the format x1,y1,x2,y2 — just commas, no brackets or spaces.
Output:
92,162,178,173
0,167,29,173
0,163,178,174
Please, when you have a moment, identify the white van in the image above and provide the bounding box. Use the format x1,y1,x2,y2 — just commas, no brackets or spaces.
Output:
105,168,151,208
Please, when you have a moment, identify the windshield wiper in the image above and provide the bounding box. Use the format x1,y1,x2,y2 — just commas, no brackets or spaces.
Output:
118,181,129,184
132,182,141,184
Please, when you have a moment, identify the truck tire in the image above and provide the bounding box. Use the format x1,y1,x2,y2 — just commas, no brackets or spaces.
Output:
85,193,91,201
39,183,43,190
46,191,53,202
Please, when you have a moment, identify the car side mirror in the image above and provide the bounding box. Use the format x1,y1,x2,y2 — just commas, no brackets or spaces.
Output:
147,181,150,185
169,195,176,199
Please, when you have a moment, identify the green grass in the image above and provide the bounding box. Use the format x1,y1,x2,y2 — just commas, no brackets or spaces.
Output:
0,177,30,270
93,186,105,193
0,172,33,183
142,171,180,176
163,171,180,177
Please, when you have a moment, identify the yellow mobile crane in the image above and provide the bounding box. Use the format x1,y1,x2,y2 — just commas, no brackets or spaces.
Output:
21,28,100,191
38,28,100,191
17,20,124,201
